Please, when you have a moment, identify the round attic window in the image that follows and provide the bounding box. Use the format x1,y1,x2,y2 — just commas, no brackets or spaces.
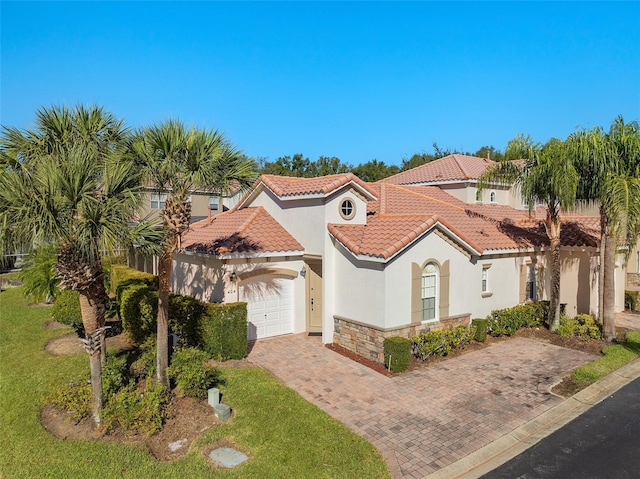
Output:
339,198,355,220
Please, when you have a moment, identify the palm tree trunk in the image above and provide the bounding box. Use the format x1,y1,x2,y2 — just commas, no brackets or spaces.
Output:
156,245,173,387
602,231,617,341
548,216,562,331
598,208,606,324
77,283,107,427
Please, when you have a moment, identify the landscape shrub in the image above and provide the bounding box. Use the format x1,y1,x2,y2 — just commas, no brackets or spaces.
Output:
119,283,158,343
168,294,207,347
558,313,602,339
18,245,59,303
167,347,219,399
471,318,488,342
412,326,475,361
47,381,92,421
383,336,412,373
102,381,169,436
200,302,248,360
129,336,157,380
102,354,130,398
111,264,157,299
625,290,638,311
101,254,127,293
488,302,545,337
51,289,83,335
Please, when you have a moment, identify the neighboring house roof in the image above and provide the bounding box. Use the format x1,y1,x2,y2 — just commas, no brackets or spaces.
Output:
382,154,496,185
181,206,303,256
329,183,599,261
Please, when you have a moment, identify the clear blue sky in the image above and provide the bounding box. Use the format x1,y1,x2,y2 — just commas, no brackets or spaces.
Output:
2,1,639,166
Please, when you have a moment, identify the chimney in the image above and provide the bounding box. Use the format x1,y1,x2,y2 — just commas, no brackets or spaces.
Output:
487,150,491,161
208,206,212,222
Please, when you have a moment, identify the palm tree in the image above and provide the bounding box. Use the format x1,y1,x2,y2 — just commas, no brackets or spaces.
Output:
479,135,578,331
132,119,257,386
18,245,59,304
568,116,640,341
0,105,160,425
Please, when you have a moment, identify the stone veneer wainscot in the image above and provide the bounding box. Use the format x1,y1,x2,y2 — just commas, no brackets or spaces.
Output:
333,314,471,363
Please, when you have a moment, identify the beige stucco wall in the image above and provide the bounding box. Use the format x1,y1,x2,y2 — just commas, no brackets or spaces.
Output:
171,253,225,303
171,253,308,334
558,250,598,317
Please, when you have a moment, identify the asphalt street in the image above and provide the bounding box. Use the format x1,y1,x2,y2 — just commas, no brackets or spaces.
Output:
481,376,640,479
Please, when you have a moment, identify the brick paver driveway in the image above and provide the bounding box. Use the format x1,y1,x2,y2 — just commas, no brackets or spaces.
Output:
248,334,596,479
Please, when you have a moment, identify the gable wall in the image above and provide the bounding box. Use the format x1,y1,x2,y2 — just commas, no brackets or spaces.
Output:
250,190,327,254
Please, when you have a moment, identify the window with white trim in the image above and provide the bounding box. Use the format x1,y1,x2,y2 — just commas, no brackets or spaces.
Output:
150,193,167,209
421,263,438,321
490,191,496,204
482,266,489,293
475,189,482,203
209,196,219,211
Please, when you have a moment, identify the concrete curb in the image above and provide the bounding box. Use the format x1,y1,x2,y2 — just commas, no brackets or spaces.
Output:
424,357,640,479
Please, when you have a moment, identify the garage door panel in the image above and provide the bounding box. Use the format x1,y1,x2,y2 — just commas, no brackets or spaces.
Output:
240,275,293,340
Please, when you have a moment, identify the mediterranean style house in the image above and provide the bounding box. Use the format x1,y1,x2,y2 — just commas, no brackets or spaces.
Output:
165,154,627,362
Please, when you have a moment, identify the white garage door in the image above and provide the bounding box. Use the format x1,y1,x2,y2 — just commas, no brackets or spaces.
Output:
240,275,293,340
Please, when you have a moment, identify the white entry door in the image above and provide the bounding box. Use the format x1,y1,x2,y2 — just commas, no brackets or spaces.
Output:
240,275,293,340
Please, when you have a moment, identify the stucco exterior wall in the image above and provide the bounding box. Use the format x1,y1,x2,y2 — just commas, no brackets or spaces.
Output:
171,253,225,303
558,250,598,317
250,190,327,255
332,241,386,328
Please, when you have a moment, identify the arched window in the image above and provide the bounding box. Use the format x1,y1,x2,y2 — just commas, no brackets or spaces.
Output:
475,189,482,203
421,263,438,321
490,191,496,204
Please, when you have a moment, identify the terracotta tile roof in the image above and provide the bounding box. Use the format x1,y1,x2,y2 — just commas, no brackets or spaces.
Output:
329,183,600,260
260,172,377,197
382,154,496,185
181,206,303,255
181,172,600,262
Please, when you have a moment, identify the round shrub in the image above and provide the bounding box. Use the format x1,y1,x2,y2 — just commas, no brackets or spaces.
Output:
167,347,219,399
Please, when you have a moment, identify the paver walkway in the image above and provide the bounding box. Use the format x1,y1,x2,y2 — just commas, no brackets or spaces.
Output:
248,335,596,479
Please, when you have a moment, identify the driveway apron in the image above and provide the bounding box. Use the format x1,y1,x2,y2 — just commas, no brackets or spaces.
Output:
248,334,596,479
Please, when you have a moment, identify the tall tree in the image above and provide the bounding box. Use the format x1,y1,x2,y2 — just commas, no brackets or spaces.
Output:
132,119,257,386
479,135,578,331
352,159,400,182
0,105,159,425
568,116,640,340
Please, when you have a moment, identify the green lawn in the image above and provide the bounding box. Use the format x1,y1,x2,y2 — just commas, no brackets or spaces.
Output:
0,286,389,479
572,330,640,384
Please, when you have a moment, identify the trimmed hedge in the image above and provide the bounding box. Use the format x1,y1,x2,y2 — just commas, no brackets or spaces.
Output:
471,318,488,342
200,302,248,360
169,294,207,348
383,336,412,373
488,302,545,337
51,290,83,334
110,264,157,299
412,326,475,360
120,283,158,344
